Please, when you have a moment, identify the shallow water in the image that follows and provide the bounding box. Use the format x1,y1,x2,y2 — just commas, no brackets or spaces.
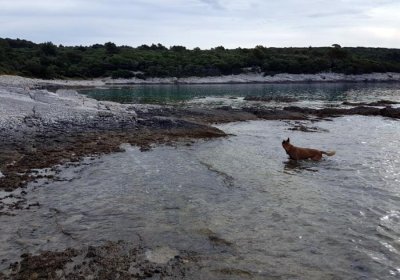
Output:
1,116,400,279
80,83,400,106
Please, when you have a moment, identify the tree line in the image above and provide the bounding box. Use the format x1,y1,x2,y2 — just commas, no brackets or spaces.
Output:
1,38,400,79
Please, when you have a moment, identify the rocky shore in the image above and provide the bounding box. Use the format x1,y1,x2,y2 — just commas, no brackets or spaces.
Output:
1,241,199,279
1,76,400,193
2,72,400,88
0,80,231,279
0,84,228,193
1,76,400,279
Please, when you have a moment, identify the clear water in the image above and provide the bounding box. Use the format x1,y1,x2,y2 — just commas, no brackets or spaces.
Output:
1,116,400,279
80,83,400,105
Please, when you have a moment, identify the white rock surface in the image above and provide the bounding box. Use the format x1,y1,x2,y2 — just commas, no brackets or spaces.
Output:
0,75,104,87
1,72,400,87
0,83,137,131
105,72,400,84
1,72,399,131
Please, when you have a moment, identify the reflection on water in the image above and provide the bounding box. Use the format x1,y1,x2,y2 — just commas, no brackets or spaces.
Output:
283,160,320,173
80,83,400,105
1,116,399,279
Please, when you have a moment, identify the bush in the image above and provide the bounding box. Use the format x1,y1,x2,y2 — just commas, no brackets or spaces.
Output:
1,37,400,79
40,42,57,56
105,42,119,54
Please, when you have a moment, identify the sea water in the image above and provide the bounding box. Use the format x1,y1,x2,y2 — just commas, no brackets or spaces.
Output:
1,115,399,279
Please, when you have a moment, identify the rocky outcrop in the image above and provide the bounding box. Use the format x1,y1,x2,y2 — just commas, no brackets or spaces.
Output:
0,85,229,192
2,72,400,88
342,100,400,106
283,105,400,118
244,96,298,102
1,241,196,279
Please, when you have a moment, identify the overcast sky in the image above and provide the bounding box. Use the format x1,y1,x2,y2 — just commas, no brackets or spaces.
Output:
1,0,399,48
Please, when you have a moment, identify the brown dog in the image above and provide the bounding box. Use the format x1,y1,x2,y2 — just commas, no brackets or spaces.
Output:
282,138,335,161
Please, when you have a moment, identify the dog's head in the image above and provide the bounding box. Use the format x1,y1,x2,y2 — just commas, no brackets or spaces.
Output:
282,138,291,151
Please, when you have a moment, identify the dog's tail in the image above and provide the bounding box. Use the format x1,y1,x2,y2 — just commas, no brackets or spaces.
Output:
322,151,336,156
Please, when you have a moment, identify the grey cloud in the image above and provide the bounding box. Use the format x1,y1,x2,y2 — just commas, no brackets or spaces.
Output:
0,0,399,48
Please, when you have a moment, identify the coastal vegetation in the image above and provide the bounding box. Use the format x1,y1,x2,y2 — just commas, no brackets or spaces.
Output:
1,37,400,79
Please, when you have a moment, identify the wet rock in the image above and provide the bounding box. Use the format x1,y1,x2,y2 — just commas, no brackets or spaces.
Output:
380,106,400,118
2,241,197,280
208,235,233,247
243,107,307,120
197,228,233,248
0,120,226,192
342,99,400,106
169,107,258,124
216,105,233,111
283,105,390,118
5,249,78,280
2,83,399,195
212,268,253,278
26,202,40,208
85,246,97,258
244,96,298,102
287,123,329,133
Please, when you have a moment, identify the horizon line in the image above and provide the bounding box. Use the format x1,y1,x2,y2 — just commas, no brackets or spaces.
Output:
2,37,399,51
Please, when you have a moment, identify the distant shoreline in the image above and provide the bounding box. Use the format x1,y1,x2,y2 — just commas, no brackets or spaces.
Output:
1,72,400,89
1,74,399,194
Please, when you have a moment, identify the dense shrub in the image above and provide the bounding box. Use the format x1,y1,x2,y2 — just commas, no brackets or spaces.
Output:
0,37,399,79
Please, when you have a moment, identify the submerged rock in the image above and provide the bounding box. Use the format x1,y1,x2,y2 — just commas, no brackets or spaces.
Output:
0,85,227,192
380,106,400,118
1,80,400,193
287,123,329,133
1,241,196,280
283,105,400,119
342,99,400,106
244,96,298,102
243,107,307,120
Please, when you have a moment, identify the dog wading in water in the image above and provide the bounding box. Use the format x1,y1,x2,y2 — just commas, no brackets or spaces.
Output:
282,138,335,161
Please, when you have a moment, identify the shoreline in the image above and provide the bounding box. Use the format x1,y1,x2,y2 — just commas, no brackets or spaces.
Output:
1,78,400,278
0,77,399,194
0,76,400,194
2,72,400,88
1,82,399,194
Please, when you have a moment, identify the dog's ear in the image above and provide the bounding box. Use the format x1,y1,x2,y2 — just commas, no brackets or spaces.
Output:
287,137,290,142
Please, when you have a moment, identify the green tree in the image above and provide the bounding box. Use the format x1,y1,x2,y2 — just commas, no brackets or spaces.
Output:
105,42,119,54
40,42,57,56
